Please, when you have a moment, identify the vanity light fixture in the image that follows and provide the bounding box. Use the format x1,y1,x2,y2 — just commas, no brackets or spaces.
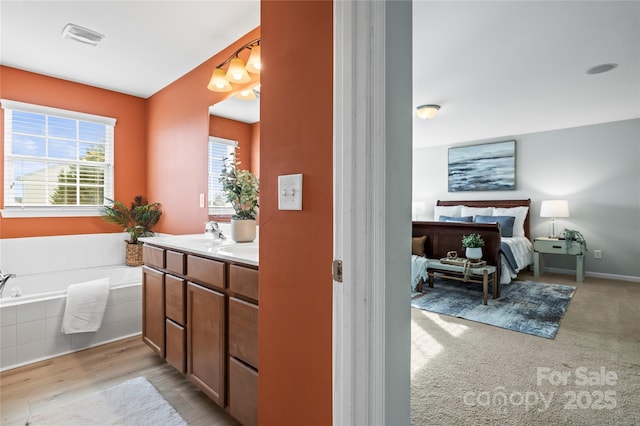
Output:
62,23,105,46
416,104,440,119
208,39,261,94
234,86,258,101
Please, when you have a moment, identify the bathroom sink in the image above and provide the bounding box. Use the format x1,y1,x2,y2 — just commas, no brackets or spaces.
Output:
216,243,259,258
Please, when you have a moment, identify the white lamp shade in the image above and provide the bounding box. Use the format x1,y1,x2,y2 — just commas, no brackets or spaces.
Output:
540,200,570,218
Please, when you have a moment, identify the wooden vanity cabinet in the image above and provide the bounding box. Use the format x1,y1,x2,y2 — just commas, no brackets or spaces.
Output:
142,243,258,425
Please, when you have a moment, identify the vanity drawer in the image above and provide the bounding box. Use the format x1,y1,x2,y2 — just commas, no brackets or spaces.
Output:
143,245,165,269
165,274,186,325
228,357,258,426
166,319,186,374
229,297,259,369
229,264,259,301
187,255,225,290
166,250,186,275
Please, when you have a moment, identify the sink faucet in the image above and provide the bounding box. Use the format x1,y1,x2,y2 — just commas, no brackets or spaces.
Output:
205,222,226,239
0,271,16,299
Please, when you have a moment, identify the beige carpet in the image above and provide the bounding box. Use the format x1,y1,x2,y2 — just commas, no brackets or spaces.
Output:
411,273,640,425
27,376,186,426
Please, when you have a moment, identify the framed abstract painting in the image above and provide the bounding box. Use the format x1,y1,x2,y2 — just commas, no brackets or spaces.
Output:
448,140,516,192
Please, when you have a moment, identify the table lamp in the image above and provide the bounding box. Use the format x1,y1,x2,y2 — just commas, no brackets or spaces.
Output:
540,200,570,238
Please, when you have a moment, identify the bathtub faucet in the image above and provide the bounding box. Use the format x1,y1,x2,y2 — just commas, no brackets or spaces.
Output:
0,271,16,299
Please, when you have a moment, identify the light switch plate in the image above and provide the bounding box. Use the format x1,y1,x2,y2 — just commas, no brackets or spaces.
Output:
278,174,303,210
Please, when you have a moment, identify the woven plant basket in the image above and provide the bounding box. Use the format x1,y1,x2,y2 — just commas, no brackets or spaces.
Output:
125,243,144,266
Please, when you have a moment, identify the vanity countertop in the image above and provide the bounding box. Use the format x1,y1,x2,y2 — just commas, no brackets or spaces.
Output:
140,234,258,267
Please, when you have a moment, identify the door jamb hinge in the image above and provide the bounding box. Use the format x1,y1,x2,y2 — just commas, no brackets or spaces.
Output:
332,259,343,283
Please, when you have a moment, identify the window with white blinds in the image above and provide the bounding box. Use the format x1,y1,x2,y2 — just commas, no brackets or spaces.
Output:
2,100,115,217
208,136,237,214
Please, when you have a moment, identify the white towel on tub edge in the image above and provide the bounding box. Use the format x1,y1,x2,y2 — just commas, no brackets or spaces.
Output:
61,278,110,334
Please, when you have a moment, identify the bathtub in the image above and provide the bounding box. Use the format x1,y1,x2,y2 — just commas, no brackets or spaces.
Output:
0,265,143,371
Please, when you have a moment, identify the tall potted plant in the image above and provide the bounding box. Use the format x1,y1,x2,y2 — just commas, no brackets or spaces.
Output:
462,233,485,261
102,195,162,266
219,153,259,242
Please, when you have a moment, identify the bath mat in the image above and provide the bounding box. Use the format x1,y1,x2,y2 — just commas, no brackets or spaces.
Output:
26,376,186,426
411,279,575,339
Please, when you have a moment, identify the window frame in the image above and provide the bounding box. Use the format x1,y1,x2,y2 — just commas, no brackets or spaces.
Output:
1,99,116,218
208,136,238,216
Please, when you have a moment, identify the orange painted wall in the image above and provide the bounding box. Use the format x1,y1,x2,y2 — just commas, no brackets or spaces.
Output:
0,66,147,238
259,1,333,424
209,115,253,172
250,122,260,178
146,28,260,235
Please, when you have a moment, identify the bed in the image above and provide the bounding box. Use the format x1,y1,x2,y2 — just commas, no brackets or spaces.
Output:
412,199,534,287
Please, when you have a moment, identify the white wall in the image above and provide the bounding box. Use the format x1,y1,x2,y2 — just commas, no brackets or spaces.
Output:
413,118,640,280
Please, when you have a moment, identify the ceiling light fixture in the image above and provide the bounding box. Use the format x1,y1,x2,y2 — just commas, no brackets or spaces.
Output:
416,104,440,119
62,23,105,46
208,39,260,94
586,63,618,75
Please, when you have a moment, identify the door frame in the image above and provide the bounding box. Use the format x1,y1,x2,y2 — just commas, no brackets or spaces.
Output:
333,1,413,424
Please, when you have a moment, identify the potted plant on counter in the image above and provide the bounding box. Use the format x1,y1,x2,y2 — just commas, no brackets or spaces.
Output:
219,153,259,242
102,195,163,266
462,233,485,261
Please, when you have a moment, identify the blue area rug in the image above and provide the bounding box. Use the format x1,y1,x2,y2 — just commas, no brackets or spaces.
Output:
411,279,576,339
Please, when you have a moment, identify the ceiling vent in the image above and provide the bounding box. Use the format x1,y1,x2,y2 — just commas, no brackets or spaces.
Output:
62,23,105,46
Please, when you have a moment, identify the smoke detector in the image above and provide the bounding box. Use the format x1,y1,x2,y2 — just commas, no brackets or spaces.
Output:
62,23,105,46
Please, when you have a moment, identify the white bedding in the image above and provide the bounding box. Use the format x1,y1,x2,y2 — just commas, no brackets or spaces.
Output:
500,236,534,284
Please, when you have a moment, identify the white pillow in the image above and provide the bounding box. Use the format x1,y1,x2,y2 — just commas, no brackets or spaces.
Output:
433,205,463,220
493,206,529,237
461,206,494,218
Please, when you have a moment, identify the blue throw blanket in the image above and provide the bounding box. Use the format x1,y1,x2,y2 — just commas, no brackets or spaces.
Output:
500,242,518,271
411,255,429,291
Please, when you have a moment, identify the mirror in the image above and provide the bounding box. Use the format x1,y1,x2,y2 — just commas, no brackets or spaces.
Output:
208,95,261,218
209,96,259,124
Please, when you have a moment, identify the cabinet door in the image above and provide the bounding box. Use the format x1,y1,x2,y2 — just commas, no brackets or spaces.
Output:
187,282,226,406
142,266,165,357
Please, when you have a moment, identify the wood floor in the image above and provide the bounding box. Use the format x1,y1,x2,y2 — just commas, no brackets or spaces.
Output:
0,336,239,426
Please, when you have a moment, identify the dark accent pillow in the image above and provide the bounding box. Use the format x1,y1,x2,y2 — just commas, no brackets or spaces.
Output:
474,215,516,238
412,235,427,257
438,215,473,222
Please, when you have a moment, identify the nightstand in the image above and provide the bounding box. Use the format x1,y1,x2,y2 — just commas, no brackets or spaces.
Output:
533,237,585,282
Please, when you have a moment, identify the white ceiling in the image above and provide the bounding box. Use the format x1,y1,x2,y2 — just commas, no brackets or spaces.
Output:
1,1,638,148
0,1,260,98
412,1,640,149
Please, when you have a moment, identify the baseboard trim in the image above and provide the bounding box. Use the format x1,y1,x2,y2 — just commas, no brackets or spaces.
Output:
0,332,142,373
544,267,640,283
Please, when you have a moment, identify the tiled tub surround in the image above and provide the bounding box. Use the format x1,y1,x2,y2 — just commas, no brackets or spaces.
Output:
0,233,142,371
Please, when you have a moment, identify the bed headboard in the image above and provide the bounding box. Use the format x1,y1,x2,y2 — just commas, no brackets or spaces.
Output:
436,199,532,240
